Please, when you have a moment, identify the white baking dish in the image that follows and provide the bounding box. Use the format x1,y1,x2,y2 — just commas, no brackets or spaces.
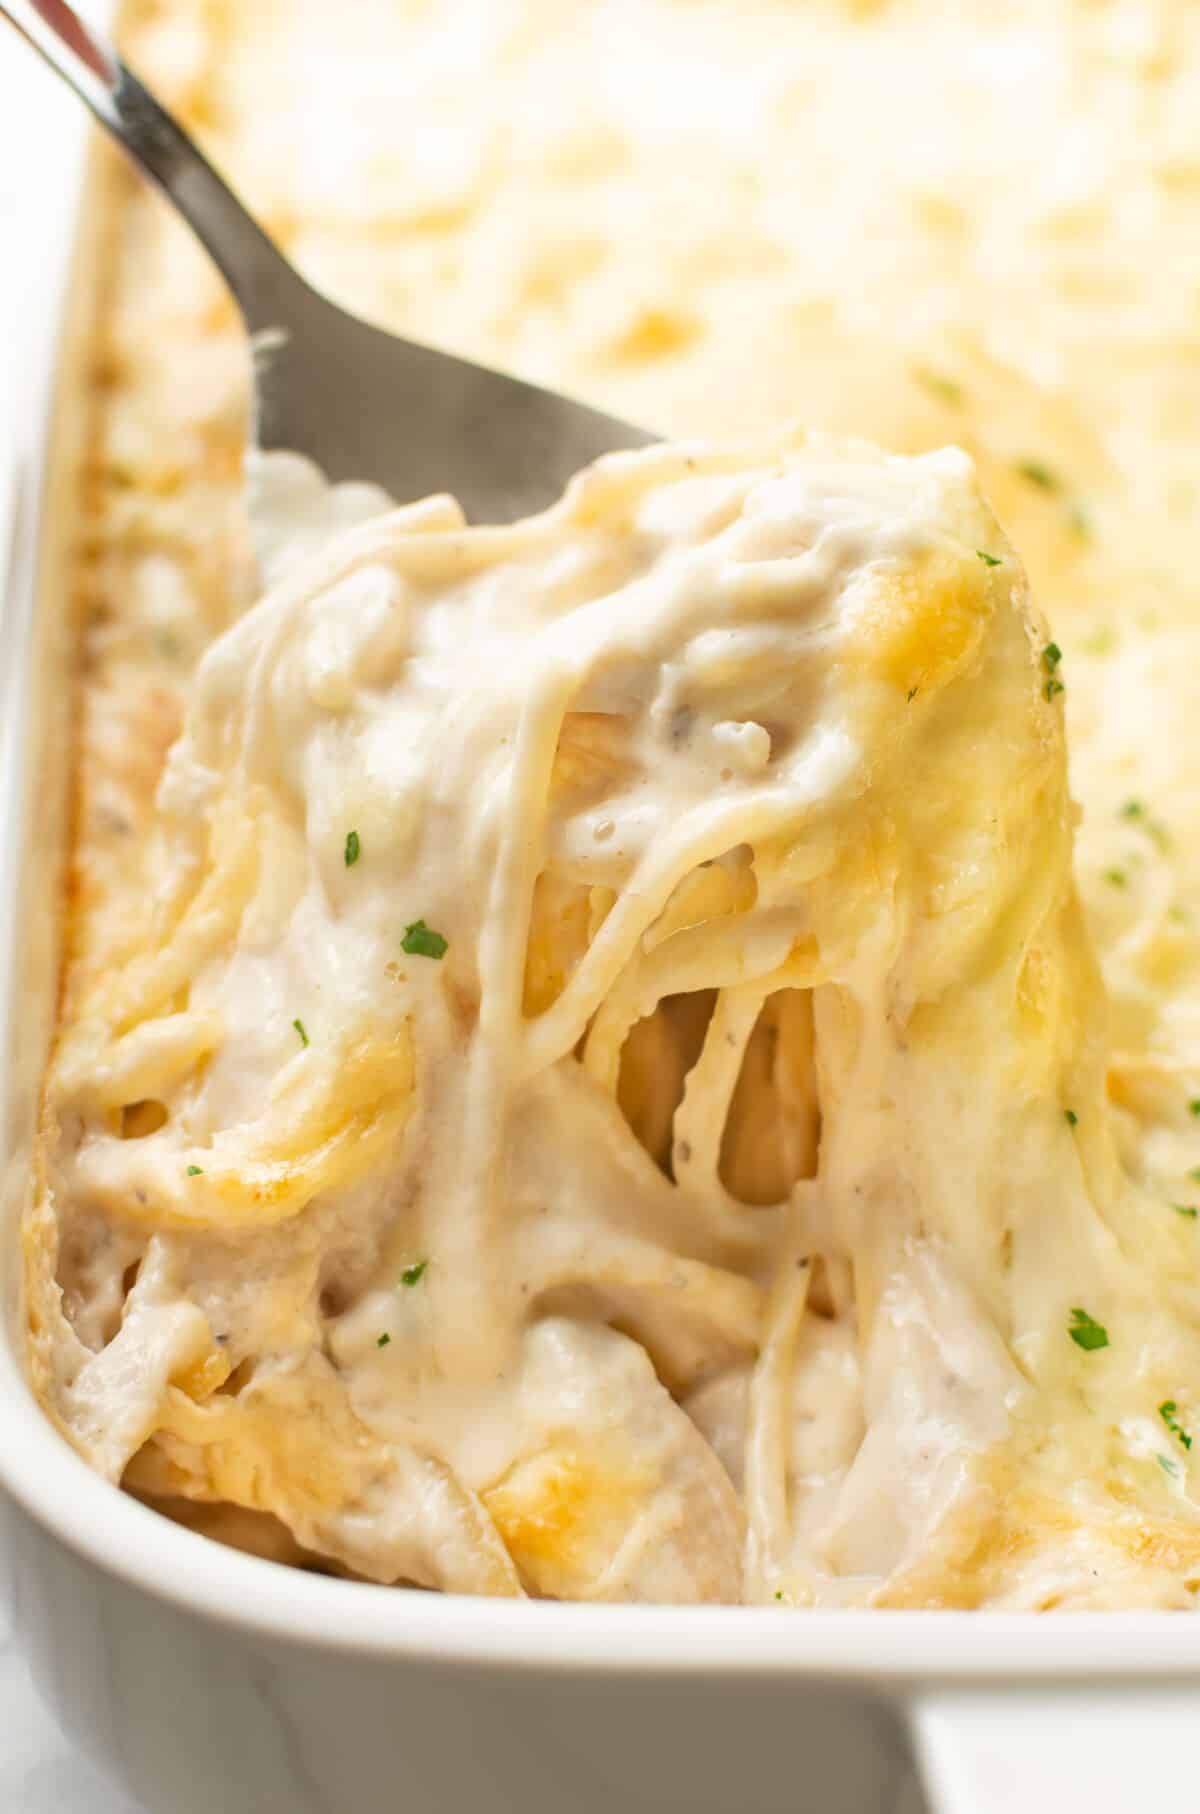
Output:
1,30,1198,1814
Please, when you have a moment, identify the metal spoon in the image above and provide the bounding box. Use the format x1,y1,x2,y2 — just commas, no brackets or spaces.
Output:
2,0,652,521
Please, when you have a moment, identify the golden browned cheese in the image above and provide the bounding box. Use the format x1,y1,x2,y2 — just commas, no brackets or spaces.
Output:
32,0,1200,1606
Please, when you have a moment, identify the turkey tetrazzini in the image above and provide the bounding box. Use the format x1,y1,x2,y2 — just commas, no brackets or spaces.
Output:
28,431,1200,1607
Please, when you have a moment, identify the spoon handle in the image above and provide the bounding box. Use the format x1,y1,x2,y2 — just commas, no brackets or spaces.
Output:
0,0,300,327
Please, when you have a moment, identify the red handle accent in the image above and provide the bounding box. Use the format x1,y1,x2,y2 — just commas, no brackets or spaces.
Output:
28,0,113,82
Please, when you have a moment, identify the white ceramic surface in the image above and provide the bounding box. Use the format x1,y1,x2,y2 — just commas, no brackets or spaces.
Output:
2,18,1199,1814
0,1508,142,1812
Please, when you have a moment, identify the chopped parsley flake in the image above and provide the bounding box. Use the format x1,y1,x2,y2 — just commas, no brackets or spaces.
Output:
1189,1100,1200,1118
1068,1307,1109,1352
774,1590,785,1601
915,368,963,406
1119,799,1170,851
1016,459,1061,493
400,1260,428,1288
1189,1168,1200,1183
293,1017,309,1047
1160,1400,1193,1450
186,1165,203,1176
1103,868,1127,889
1044,678,1065,700
976,550,1002,567
1158,1454,1180,1478
401,919,448,960
1173,1204,1199,1219
1064,1109,1078,1127
344,829,361,867
377,1332,391,1348
1043,643,1063,670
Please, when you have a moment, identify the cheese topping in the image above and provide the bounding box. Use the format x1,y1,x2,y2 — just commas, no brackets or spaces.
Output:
26,432,1200,1605
24,0,1200,1607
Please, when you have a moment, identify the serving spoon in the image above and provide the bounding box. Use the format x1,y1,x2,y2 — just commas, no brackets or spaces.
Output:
2,0,652,521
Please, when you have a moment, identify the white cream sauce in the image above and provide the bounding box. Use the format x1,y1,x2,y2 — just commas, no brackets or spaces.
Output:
26,0,1200,1609
37,430,1200,1607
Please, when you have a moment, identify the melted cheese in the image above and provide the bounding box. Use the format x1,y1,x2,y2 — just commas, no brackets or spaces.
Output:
25,0,1200,1607
29,432,1200,1605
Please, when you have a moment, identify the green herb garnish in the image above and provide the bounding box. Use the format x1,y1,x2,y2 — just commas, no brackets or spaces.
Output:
1016,459,1061,493
1103,868,1127,888
1188,1099,1200,1118
377,1332,391,1348
1173,1204,1199,1219
187,1165,203,1176
1043,642,1063,671
976,550,1002,567
1160,1400,1192,1450
1068,1307,1109,1352
401,920,448,960
345,829,361,867
915,368,963,407
400,1260,428,1288
1158,1454,1180,1478
293,1017,309,1047
1119,798,1170,850
1064,1109,1078,1126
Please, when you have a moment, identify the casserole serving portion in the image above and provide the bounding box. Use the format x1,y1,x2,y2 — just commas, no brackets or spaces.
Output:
20,0,1200,1616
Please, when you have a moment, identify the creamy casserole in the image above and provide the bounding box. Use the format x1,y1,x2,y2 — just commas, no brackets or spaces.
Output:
24,0,1200,1607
